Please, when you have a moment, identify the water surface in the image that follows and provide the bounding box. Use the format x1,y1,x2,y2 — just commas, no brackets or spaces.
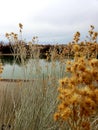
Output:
0,56,66,79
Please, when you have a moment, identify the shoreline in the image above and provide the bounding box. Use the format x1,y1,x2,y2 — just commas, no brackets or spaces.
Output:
0,79,33,82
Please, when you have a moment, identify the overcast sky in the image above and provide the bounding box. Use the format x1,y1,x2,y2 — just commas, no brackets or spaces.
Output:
0,0,98,44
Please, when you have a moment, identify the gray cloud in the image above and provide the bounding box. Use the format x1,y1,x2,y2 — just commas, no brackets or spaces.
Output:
32,0,98,25
0,0,98,44
25,0,98,43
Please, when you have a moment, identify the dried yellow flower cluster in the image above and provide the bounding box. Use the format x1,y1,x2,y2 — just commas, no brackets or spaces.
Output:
19,23,23,29
88,25,98,42
19,23,23,33
5,23,23,42
5,32,18,41
73,31,80,43
54,44,98,129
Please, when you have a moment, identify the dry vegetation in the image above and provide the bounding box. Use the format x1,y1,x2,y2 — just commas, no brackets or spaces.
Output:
0,24,98,130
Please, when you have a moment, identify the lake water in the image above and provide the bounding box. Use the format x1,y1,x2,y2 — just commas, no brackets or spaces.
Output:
0,56,66,79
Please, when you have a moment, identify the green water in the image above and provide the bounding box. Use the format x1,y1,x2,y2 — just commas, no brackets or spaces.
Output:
1,56,66,79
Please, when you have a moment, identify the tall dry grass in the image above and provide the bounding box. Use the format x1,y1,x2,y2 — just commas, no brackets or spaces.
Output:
0,23,67,130
0,24,98,130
